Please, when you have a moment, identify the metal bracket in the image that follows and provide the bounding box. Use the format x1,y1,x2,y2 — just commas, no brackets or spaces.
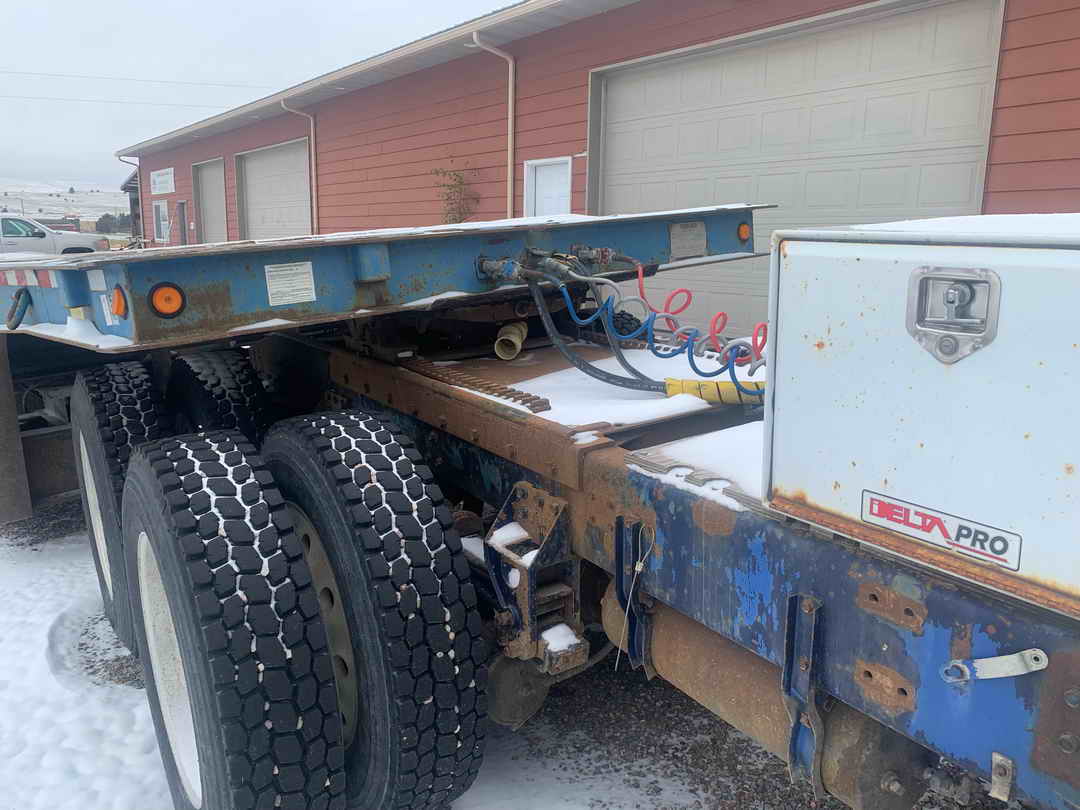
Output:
989,752,1014,802
781,594,825,799
941,648,1048,684
614,515,653,675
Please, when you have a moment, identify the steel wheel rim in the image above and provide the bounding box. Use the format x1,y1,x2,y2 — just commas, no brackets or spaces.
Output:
79,431,111,596
287,502,360,749
138,530,203,807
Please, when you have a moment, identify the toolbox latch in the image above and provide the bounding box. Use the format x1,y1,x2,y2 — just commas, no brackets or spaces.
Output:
906,266,1001,364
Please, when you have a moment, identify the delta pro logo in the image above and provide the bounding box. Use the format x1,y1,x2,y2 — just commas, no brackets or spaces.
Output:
861,491,1022,571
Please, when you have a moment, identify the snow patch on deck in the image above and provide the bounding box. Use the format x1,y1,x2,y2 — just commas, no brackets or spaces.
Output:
628,420,764,511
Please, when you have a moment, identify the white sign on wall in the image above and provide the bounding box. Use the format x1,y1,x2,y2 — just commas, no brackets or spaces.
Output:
149,168,175,195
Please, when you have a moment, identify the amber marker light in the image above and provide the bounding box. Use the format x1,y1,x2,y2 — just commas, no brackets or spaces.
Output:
148,282,186,318
737,222,752,242
110,285,128,319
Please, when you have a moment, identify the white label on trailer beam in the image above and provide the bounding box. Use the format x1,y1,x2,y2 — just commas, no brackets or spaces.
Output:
669,220,707,260
265,261,316,307
861,490,1022,571
87,267,106,291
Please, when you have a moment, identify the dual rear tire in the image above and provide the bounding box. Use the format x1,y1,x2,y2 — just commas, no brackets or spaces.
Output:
74,347,488,810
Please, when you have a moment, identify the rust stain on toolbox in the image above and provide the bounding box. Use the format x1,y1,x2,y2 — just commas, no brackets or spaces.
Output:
771,492,1080,622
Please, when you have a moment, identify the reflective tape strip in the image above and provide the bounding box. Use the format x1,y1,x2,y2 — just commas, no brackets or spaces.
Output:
35,269,56,288
3,270,18,286
14,269,38,287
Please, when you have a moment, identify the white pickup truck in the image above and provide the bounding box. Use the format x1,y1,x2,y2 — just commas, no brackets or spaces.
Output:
1,213,109,255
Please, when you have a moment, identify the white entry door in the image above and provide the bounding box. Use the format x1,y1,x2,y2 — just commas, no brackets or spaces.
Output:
193,159,227,244
525,157,572,216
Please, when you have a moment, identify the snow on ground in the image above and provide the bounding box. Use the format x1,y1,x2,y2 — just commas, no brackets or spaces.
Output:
0,508,170,810
0,178,128,221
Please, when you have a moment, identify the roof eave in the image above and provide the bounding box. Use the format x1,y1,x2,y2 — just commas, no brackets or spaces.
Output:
116,0,627,158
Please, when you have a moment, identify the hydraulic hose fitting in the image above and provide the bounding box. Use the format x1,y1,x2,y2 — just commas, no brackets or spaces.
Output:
494,321,528,361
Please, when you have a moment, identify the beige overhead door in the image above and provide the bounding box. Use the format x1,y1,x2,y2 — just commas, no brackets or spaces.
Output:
238,140,312,240
599,0,1001,334
193,159,227,244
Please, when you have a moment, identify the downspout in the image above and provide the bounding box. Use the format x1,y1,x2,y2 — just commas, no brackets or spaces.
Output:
280,99,320,233
472,32,515,219
118,156,141,242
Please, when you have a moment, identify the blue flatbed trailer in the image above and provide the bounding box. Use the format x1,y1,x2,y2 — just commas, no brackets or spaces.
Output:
0,205,1076,810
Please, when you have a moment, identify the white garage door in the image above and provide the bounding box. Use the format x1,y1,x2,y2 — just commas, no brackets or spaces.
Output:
599,0,1000,335
238,139,312,239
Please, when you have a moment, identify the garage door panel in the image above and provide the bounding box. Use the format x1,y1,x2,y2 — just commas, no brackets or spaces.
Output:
239,140,312,240
600,0,999,335
605,72,994,178
607,1,997,130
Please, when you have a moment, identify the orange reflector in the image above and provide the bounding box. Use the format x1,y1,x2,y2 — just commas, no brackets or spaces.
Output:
110,285,128,319
737,222,751,242
149,283,185,318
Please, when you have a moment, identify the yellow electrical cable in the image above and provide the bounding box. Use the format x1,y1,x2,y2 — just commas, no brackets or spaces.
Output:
664,378,766,404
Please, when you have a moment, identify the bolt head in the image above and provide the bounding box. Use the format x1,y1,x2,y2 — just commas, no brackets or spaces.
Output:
801,598,815,614
937,335,959,356
1065,687,1080,710
880,773,905,796
1058,733,1080,755
995,764,1009,777
798,656,810,672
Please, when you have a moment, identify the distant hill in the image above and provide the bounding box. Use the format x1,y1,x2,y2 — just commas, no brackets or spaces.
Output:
0,178,129,221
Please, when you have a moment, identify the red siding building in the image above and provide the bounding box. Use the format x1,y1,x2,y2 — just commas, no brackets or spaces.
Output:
117,0,1080,327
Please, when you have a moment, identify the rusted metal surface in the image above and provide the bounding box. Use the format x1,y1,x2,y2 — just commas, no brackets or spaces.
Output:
328,348,613,489
487,482,584,673
600,581,790,757
854,659,916,717
1032,648,1080,789
856,582,927,635
772,493,1080,622
486,656,553,730
691,498,738,537
401,357,551,412
821,700,933,810
600,583,930,810
424,342,611,387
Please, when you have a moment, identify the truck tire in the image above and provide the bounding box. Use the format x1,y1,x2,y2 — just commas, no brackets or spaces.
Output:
122,430,345,810
262,411,488,810
71,361,169,650
168,350,270,442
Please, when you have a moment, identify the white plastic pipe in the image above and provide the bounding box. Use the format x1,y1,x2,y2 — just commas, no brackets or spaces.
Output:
472,32,516,219
280,99,320,233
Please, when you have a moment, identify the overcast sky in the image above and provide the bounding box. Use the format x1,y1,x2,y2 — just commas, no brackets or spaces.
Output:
3,0,510,187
